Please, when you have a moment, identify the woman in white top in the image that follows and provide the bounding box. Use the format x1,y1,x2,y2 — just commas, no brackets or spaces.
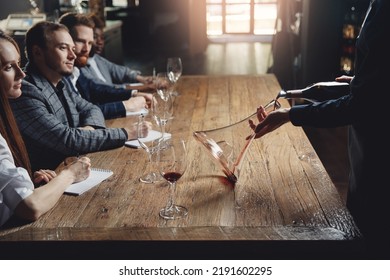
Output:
0,31,91,227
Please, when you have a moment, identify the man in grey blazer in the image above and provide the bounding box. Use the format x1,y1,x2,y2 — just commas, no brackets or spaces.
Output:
9,21,150,171
86,13,154,87
83,50,150,86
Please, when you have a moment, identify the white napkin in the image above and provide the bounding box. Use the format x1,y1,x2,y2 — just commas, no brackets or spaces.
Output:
126,108,149,116
125,130,171,148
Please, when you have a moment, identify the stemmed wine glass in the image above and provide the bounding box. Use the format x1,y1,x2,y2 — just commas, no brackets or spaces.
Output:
137,113,163,183
166,57,182,96
157,137,188,219
153,72,174,139
155,72,172,99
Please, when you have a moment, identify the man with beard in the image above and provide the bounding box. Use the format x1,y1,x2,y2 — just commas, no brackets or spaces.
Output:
59,12,153,120
9,21,150,171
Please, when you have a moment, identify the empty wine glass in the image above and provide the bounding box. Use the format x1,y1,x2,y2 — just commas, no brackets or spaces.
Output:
155,72,172,100
152,81,173,139
166,57,182,96
157,137,188,219
137,113,163,183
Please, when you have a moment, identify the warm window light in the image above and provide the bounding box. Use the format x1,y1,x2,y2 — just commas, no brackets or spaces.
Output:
206,0,277,36
112,0,133,7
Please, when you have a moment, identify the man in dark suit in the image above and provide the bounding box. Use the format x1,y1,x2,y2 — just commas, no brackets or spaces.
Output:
9,21,150,171
59,12,153,120
252,0,389,257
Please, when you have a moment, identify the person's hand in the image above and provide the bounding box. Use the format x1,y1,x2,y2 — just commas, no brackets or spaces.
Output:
249,106,291,139
125,120,152,140
78,125,95,130
335,75,353,83
245,105,270,140
123,96,148,112
63,156,91,183
137,75,154,85
248,105,269,130
135,92,153,107
33,169,57,185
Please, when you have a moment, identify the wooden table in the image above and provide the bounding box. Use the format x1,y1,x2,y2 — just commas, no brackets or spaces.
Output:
0,75,363,258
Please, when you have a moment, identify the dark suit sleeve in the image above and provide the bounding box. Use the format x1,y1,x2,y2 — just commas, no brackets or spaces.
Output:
289,96,353,128
97,101,126,119
77,72,132,104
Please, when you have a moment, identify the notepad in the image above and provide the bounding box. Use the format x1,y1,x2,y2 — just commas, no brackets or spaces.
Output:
65,168,113,195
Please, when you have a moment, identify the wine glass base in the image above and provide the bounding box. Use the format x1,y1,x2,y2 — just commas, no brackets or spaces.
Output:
139,172,162,184
159,205,188,220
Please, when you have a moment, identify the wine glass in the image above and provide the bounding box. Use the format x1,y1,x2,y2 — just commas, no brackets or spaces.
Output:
152,77,174,139
166,57,182,96
157,137,188,219
155,72,172,99
137,113,163,183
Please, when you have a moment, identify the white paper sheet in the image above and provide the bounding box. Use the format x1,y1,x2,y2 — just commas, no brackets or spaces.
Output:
125,130,171,149
65,168,113,195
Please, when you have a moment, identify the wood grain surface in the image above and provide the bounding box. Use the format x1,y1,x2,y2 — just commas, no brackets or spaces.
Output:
0,75,360,242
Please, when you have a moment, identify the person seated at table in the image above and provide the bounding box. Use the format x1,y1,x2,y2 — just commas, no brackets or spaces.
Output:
9,21,151,172
251,0,389,257
87,13,154,87
89,13,105,57
59,12,153,120
0,30,91,227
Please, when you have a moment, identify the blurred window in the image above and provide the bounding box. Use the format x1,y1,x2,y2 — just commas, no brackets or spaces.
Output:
206,0,277,36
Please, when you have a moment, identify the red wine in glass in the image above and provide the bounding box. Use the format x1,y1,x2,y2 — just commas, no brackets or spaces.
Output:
163,172,182,183
158,138,188,220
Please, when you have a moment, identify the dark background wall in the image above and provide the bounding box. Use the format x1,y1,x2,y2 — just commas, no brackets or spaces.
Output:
270,0,371,89
0,0,60,20
301,0,371,87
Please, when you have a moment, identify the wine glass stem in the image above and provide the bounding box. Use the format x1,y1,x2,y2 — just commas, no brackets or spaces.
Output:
165,182,176,211
147,152,152,172
160,125,165,140
161,121,168,138
172,82,179,96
